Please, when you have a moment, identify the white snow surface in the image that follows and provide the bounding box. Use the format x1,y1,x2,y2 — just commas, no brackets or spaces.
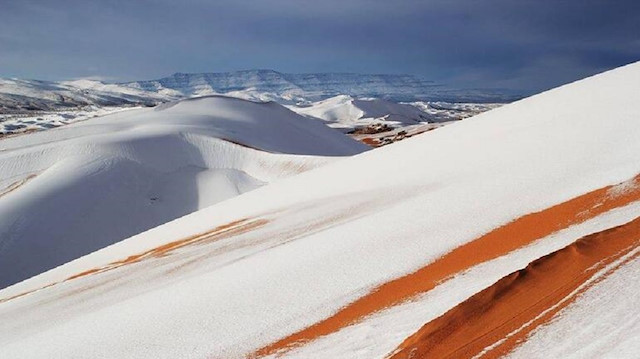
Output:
0,95,366,288
1,62,640,358
0,106,136,136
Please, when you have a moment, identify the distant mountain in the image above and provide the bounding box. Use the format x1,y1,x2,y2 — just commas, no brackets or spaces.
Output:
0,70,520,115
123,70,521,104
0,71,519,137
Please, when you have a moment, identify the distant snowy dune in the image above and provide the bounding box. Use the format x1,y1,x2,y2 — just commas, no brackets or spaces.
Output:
0,95,367,288
288,95,502,147
289,95,432,130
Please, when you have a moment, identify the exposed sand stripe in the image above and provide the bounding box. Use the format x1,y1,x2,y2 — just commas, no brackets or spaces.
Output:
61,218,268,282
1,187,411,305
221,137,263,151
254,174,640,357
360,137,381,147
388,216,640,359
0,218,267,304
105,219,267,267
0,174,37,199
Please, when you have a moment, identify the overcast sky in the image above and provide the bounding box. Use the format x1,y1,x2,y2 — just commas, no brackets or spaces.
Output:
1,0,639,92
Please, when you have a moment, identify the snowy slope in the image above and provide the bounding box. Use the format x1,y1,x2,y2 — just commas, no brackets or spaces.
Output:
1,62,639,359
0,95,367,288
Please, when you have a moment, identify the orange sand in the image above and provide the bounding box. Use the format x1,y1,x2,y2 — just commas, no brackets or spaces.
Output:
390,216,640,359
68,218,268,279
0,218,267,303
255,174,640,357
360,137,381,147
0,174,37,199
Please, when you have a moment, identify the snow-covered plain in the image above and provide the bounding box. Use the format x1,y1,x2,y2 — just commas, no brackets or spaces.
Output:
0,106,137,136
1,62,639,359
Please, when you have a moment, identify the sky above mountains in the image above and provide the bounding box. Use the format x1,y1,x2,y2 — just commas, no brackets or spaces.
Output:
1,0,638,93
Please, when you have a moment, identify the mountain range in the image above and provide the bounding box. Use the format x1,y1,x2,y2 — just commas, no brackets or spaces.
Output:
0,71,511,138
124,70,521,103
0,70,521,114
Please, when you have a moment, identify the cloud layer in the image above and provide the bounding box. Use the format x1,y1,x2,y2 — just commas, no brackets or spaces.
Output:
1,0,638,92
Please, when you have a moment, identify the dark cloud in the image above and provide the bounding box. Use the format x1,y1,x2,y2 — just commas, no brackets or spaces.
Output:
0,0,638,92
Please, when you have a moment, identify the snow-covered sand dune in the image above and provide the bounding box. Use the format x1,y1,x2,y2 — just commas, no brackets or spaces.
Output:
288,95,499,131
1,62,639,359
0,95,367,288
289,95,433,130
